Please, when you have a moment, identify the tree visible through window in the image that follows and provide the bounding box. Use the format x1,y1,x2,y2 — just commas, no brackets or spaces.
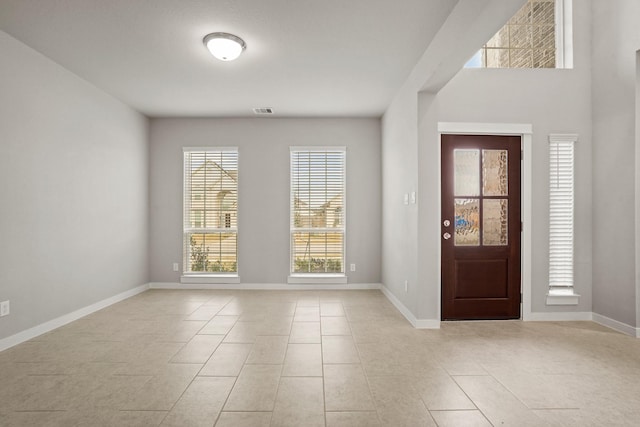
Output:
290,148,345,274
183,148,238,274
467,0,560,68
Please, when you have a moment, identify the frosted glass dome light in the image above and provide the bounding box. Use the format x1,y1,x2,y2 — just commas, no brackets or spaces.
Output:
203,32,246,61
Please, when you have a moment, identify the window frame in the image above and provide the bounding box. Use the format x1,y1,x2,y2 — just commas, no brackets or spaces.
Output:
181,147,240,284
547,134,579,305
288,146,347,284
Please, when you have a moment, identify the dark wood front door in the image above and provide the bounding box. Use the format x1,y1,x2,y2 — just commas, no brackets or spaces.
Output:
441,134,521,320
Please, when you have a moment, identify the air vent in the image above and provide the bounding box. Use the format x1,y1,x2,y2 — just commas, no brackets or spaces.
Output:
253,107,274,115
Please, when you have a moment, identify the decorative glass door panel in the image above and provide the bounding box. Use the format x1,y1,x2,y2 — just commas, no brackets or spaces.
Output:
453,149,509,247
454,149,480,196
454,198,480,246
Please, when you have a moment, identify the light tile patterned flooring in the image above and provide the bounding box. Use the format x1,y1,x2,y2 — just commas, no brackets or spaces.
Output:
1,289,640,426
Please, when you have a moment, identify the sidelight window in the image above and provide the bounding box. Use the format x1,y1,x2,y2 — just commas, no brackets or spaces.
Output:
547,134,578,304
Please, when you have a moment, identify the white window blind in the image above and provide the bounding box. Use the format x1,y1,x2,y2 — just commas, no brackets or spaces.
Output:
290,147,345,274
548,135,576,292
183,148,238,274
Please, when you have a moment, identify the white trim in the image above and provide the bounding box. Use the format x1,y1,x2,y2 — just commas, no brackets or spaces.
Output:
522,132,533,320
592,313,640,337
526,311,592,321
436,132,443,322
380,285,440,329
413,318,441,329
150,281,378,290
289,146,347,152
546,291,580,306
555,0,565,68
559,0,574,69
181,275,240,284
549,133,579,143
287,275,347,284
636,52,640,341
183,146,238,152
0,284,149,352
437,122,533,321
438,122,533,136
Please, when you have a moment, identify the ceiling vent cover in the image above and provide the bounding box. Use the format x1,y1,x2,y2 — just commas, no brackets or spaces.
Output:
253,107,274,115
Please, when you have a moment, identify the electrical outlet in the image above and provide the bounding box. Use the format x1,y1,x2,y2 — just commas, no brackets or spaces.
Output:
404,280,408,293
173,263,179,272
350,263,356,272
0,300,10,317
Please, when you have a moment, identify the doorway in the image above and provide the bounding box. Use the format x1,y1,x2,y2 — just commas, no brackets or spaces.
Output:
441,134,521,320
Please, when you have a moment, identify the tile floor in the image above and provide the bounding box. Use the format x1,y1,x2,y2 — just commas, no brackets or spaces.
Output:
1,289,640,426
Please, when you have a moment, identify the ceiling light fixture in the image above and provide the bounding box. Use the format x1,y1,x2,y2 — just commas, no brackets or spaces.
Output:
203,32,246,61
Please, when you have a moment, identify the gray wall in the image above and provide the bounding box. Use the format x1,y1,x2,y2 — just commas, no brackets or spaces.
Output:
381,87,420,315
382,0,593,321
435,32,593,315
149,118,381,284
381,0,528,321
637,55,640,329
591,1,640,328
0,31,149,340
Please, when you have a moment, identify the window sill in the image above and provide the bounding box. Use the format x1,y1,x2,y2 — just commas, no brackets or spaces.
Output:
287,274,347,285
546,289,580,306
181,274,240,284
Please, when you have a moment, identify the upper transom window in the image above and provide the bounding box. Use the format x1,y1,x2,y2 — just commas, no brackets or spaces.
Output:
466,0,571,69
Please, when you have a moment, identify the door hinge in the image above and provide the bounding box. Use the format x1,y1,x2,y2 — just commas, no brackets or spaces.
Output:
521,149,524,160
521,221,523,232
520,293,523,303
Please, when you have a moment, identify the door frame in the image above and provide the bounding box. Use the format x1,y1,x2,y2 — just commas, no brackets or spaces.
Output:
437,122,533,321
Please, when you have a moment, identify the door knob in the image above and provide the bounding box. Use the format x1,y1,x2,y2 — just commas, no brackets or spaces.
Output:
443,232,451,240
443,220,451,227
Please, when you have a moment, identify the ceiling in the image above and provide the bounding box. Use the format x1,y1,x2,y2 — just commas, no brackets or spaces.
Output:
0,0,464,117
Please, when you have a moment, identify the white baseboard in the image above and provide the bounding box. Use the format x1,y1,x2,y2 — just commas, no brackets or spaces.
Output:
526,311,593,321
148,282,381,291
0,283,149,352
3,282,637,353
592,312,640,337
413,318,442,328
380,285,440,329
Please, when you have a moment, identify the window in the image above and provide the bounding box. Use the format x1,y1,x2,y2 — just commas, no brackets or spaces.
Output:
183,148,238,277
466,0,572,69
290,148,346,279
547,134,578,304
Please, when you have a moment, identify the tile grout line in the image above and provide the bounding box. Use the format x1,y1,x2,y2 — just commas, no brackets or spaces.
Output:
159,294,236,426
350,301,384,426
320,300,327,427
209,294,246,427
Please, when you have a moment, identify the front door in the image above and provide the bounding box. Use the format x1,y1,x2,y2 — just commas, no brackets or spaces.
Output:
441,134,521,320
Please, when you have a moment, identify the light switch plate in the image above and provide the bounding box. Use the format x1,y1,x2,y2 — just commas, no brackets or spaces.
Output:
0,300,9,317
